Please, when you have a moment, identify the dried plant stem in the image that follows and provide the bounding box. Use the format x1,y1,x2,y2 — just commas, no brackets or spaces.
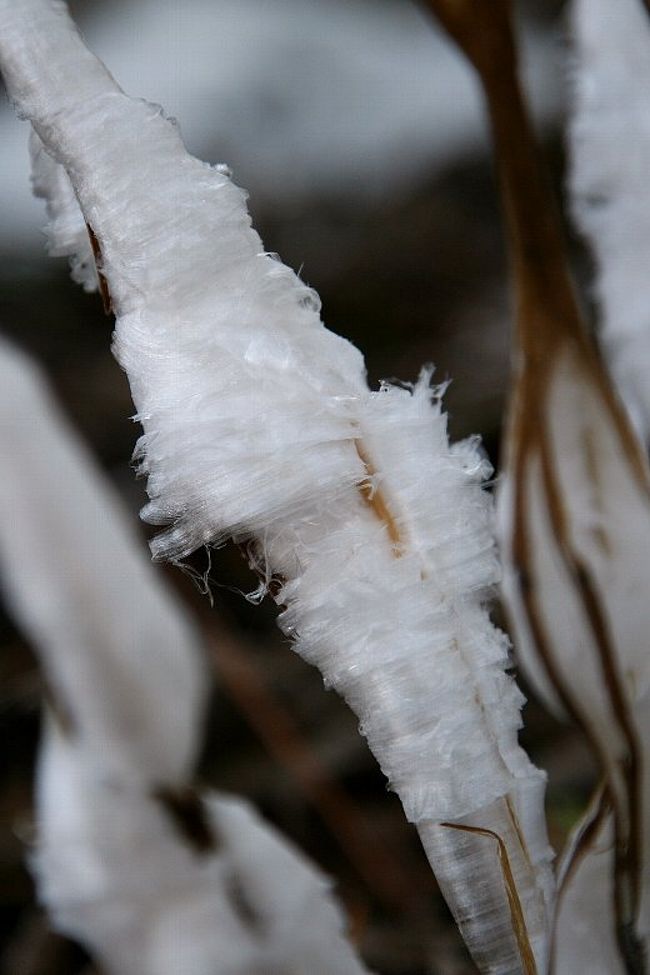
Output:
426,2,650,971
0,3,555,970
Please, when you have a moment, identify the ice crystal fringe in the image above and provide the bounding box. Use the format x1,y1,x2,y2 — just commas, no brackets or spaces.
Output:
568,0,650,444
0,337,370,975
0,2,554,971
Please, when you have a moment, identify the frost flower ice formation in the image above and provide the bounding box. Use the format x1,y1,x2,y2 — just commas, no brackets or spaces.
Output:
0,2,554,971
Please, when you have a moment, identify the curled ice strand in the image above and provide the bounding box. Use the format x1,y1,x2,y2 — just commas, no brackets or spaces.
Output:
0,2,554,970
0,338,371,975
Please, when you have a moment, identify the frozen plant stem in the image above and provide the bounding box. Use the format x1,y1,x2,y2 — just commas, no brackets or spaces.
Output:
424,1,650,972
549,0,650,970
0,2,554,971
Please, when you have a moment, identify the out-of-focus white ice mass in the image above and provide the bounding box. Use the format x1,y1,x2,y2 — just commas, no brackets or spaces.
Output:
0,0,561,256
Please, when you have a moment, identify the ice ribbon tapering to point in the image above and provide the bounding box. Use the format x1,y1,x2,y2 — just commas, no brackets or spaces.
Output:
0,337,371,975
0,2,554,971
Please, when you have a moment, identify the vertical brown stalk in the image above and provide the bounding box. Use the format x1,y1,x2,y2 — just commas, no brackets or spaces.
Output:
425,2,647,970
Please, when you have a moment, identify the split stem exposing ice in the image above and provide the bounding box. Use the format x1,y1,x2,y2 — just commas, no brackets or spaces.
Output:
0,2,554,971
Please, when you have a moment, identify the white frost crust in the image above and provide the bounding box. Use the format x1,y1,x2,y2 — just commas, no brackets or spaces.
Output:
568,0,650,442
0,2,554,968
270,381,555,970
0,337,205,784
37,728,371,975
0,338,369,975
272,378,540,825
30,131,97,290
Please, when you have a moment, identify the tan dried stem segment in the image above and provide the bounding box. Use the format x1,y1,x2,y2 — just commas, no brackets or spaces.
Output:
354,440,404,554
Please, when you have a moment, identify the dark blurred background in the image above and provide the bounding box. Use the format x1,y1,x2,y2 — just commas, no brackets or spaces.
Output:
0,1,597,972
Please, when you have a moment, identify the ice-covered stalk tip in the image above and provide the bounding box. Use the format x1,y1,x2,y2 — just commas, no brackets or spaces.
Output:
0,2,554,971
